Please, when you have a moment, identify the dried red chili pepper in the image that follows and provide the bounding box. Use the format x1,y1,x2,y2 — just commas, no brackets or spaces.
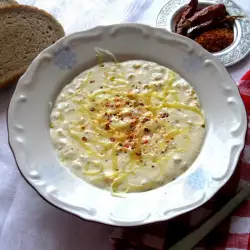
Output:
188,15,242,39
175,0,198,34
182,4,226,29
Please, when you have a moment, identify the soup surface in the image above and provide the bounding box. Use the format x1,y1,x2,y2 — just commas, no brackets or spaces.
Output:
50,60,205,193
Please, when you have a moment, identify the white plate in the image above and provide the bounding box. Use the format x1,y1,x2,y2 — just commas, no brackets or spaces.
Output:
8,24,247,226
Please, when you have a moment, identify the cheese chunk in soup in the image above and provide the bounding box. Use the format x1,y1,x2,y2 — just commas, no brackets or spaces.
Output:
50,60,205,193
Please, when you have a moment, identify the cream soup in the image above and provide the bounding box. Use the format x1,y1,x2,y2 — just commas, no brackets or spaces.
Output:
50,60,205,193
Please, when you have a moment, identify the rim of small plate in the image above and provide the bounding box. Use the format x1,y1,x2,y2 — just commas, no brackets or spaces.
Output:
156,0,250,67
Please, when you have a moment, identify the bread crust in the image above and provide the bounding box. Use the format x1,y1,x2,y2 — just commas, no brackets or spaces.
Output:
0,0,18,7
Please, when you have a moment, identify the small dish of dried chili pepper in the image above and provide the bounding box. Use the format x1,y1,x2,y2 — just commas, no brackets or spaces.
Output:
172,0,242,53
156,0,250,66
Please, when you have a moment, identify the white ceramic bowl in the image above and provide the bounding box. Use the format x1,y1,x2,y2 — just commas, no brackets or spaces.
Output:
8,24,247,226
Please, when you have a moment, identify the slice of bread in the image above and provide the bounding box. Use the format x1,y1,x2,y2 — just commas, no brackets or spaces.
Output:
0,5,65,88
0,0,18,7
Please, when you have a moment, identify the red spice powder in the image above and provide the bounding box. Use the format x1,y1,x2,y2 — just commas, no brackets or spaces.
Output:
194,27,234,53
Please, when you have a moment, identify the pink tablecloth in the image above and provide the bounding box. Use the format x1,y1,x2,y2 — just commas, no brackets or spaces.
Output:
1,1,250,249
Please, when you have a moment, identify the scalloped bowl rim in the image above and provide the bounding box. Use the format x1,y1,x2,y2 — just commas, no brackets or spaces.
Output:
8,24,247,226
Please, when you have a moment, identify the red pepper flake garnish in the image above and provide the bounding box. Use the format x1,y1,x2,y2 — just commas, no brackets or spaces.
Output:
105,103,114,108
161,113,169,118
81,137,87,142
130,120,137,128
136,152,142,156
143,140,149,144
144,128,150,133
110,137,116,142
127,134,133,139
90,107,95,112
142,117,149,123
124,143,130,149
105,124,110,130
